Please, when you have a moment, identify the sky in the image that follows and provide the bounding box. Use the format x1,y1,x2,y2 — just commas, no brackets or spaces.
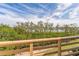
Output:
0,3,79,26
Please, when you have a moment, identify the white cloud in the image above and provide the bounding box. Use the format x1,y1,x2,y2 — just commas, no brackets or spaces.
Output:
20,4,46,13
46,3,72,19
0,13,79,26
24,15,79,26
48,19,79,26
69,6,79,19
57,3,72,11
38,4,50,12
0,3,79,27
0,14,27,26
0,4,25,14
0,8,20,17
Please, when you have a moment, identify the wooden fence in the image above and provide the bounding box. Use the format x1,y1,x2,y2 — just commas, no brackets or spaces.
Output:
0,36,79,56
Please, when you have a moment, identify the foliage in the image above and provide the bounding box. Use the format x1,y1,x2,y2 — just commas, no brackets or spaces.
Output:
0,22,79,41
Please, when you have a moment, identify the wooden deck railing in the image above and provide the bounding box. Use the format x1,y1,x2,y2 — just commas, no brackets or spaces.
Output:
0,36,79,56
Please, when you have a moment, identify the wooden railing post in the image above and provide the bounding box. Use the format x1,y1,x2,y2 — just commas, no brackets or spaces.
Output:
58,39,61,56
30,43,33,56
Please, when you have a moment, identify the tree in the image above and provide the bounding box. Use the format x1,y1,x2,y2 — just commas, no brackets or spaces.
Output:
55,24,60,32
37,21,44,32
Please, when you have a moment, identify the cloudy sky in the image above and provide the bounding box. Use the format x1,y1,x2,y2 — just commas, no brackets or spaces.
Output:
0,3,79,26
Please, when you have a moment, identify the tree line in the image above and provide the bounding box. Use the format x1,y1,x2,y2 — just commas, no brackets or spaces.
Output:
0,21,79,41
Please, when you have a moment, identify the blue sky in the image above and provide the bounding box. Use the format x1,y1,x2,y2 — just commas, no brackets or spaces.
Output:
0,3,79,26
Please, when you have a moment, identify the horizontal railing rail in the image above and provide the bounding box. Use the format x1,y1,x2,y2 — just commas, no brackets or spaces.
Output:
0,35,79,56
